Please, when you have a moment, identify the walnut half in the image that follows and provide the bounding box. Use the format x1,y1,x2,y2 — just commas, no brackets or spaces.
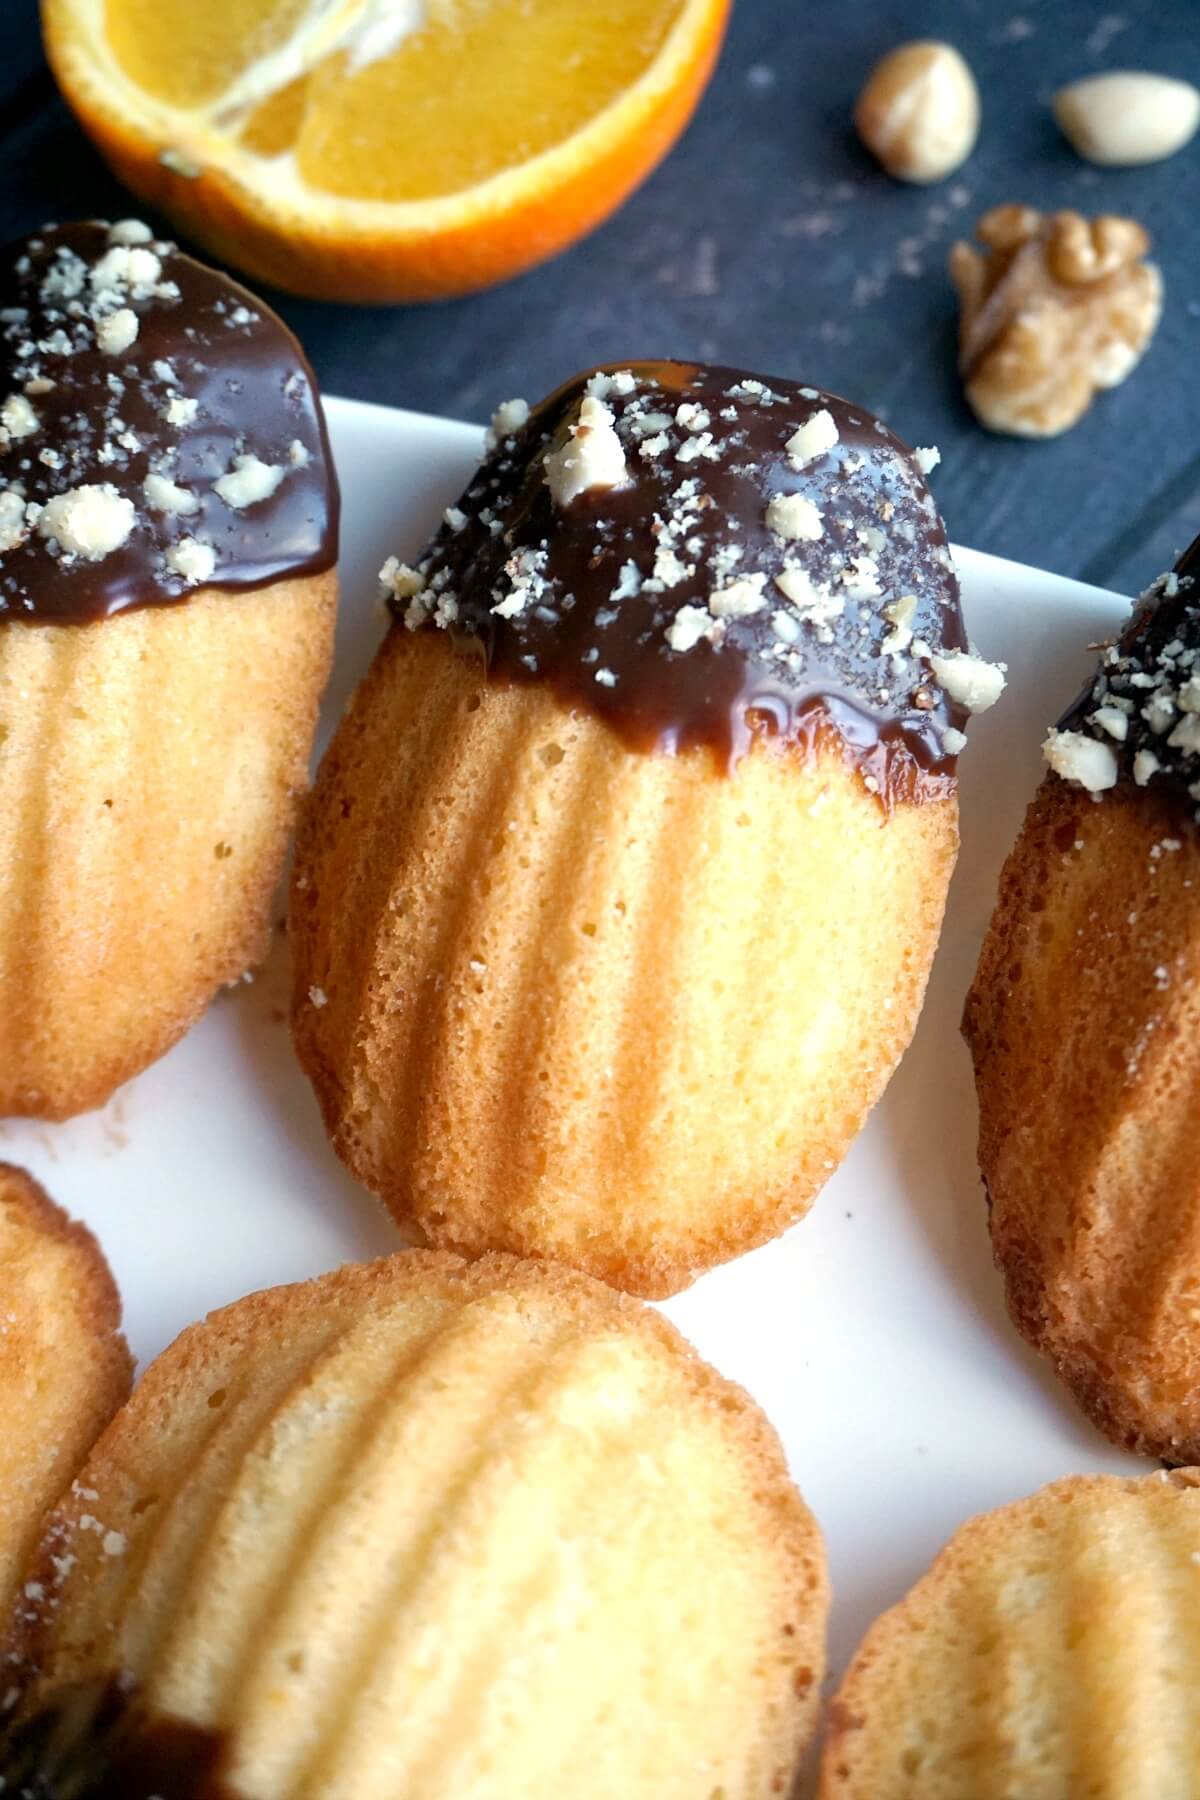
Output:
949,205,1162,438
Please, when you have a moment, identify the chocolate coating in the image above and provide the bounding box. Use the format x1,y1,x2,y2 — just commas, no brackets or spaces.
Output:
0,1680,231,1798
388,361,966,803
1058,531,1200,806
0,222,338,624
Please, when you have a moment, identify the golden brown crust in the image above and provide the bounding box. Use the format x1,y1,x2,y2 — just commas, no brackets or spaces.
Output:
821,1470,1200,1798
292,628,958,1297
0,571,336,1119
7,1249,827,1798
0,1163,132,1621
964,773,1200,1462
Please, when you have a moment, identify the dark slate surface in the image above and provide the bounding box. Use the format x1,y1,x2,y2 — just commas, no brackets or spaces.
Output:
2,0,1197,594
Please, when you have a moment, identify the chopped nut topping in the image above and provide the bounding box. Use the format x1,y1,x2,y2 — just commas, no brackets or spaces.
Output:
775,565,844,626
1,392,38,440
927,648,1006,710
1089,704,1129,741
765,492,824,542
38,483,135,559
492,545,548,618
584,369,636,402
0,487,28,550
484,395,530,449
89,246,163,296
143,470,199,516
666,603,721,653
786,410,839,469
107,219,154,246
1043,727,1119,792
165,536,216,585
544,396,629,505
880,594,918,656
214,453,285,509
379,557,425,600
163,393,199,427
638,432,670,461
709,573,768,619
95,308,139,356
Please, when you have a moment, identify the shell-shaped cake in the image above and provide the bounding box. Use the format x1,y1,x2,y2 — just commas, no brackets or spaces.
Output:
1,1251,828,1799
964,535,1200,1462
0,220,338,1120
0,1162,131,1618
822,1470,1200,1798
294,362,997,1295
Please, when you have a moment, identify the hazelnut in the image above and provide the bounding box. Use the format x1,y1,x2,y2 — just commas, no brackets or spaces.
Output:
854,41,980,184
1054,71,1200,167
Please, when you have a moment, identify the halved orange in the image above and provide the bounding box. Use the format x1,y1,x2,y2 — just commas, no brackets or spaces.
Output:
42,0,730,303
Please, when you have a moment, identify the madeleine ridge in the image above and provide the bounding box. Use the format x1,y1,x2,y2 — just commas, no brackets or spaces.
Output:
965,535,1200,1463
293,361,991,1296
0,1162,131,1619
822,1470,1200,1798
1,1251,828,1799
0,221,338,1120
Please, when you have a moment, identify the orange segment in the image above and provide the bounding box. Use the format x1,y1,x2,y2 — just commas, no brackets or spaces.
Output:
42,0,730,302
104,0,315,108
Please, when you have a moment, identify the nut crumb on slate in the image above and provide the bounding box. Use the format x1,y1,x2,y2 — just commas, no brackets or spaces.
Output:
379,361,983,799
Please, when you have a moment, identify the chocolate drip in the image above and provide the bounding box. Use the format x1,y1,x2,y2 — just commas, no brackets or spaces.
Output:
1058,532,1200,805
0,1680,233,1798
388,361,966,803
0,222,338,624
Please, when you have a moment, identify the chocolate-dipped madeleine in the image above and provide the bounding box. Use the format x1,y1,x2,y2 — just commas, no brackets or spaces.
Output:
293,362,998,1296
965,534,1200,1461
0,221,338,1119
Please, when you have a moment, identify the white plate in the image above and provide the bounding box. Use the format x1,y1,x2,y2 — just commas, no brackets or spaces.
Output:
1,395,1145,1784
